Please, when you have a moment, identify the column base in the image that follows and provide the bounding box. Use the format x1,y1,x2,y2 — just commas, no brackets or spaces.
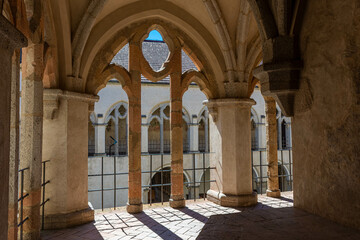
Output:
43,205,94,229
169,197,185,208
207,190,258,207
266,189,281,198
127,203,143,214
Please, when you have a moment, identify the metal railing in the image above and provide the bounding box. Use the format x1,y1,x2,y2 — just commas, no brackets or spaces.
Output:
17,160,50,240
251,149,293,194
88,152,214,211
183,152,215,201
40,160,50,230
18,167,29,240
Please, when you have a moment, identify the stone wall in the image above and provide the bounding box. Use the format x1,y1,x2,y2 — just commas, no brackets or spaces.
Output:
293,0,360,229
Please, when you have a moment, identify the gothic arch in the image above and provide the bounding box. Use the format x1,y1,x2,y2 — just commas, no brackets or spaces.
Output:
81,3,224,97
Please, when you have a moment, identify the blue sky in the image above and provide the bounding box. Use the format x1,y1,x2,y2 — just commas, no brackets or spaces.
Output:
146,30,163,41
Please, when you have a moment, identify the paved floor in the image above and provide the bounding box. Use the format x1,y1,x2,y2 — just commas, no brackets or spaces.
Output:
41,192,360,240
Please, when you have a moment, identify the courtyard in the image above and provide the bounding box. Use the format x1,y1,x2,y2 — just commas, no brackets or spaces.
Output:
41,192,360,240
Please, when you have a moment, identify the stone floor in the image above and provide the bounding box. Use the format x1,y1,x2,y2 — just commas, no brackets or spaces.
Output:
41,192,360,240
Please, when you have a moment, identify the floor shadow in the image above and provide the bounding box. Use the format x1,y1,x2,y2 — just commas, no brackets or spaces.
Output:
178,207,208,224
196,207,360,240
41,222,104,240
279,196,294,203
133,212,181,240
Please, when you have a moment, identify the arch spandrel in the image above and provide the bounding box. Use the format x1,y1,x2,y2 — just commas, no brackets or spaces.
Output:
94,64,132,97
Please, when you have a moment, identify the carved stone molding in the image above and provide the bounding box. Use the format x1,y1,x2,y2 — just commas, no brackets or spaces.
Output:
204,98,256,122
43,89,99,120
253,36,302,117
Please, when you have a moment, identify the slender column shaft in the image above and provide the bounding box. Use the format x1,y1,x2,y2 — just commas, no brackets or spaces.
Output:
95,125,107,155
20,43,44,240
189,116,199,152
8,50,21,240
204,113,209,152
169,48,185,208
141,116,149,153
265,97,280,197
127,42,143,213
114,111,119,155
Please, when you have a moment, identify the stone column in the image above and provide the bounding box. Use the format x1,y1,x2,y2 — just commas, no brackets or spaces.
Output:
42,90,98,229
0,16,26,240
8,50,21,240
189,115,199,152
205,98,258,207
95,124,107,155
141,115,149,153
169,48,185,208
265,97,280,197
127,42,143,213
20,42,44,239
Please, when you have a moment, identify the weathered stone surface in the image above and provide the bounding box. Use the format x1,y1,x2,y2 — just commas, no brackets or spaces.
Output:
169,48,185,209
0,15,26,240
8,49,21,240
127,41,143,213
293,0,360,230
42,91,98,229
205,98,258,207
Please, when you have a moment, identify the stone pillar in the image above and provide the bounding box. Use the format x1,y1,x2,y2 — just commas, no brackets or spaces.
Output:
265,97,280,197
189,115,199,152
42,90,98,229
127,42,143,213
0,16,26,240
95,124,107,155
205,98,258,207
141,115,149,153
169,48,185,208
8,50,21,240
20,42,44,239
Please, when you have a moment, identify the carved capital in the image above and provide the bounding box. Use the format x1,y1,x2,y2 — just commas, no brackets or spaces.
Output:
43,89,99,120
204,98,256,122
253,35,302,117
43,89,62,119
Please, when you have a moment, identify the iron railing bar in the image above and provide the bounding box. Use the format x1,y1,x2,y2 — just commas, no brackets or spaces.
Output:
260,151,263,194
150,155,152,206
41,180,50,187
101,157,104,211
183,167,215,171
161,154,164,205
183,180,215,184
40,199,50,207
18,193,29,202
17,217,29,227
203,152,206,200
18,167,29,172
114,156,116,210
193,153,196,201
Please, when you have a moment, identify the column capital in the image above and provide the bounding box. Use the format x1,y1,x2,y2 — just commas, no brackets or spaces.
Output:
204,98,256,122
43,89,99,119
